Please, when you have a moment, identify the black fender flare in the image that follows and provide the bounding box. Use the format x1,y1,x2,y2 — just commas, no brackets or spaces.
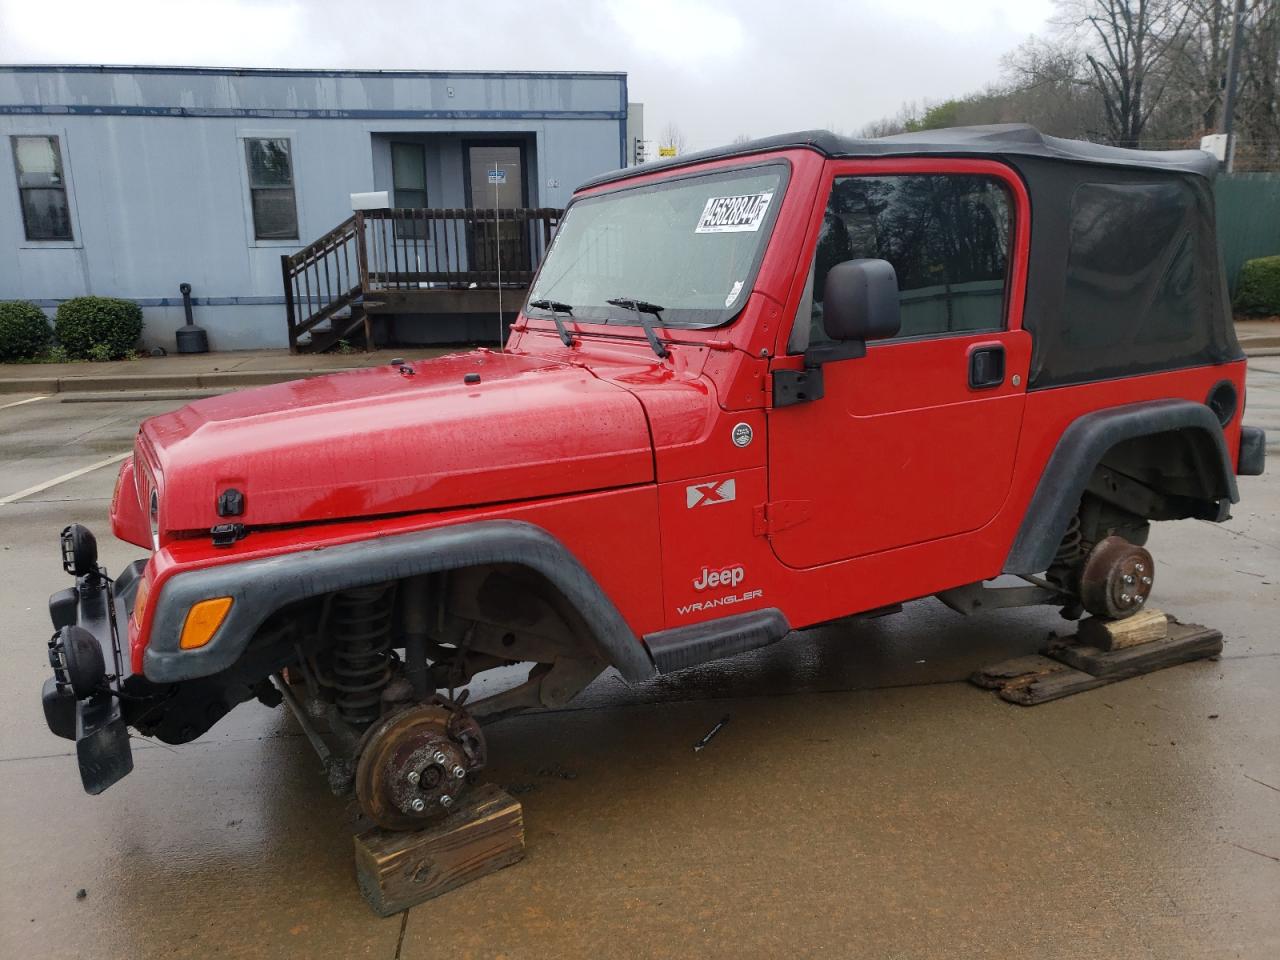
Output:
143,519,658,685
1003,399,1238,575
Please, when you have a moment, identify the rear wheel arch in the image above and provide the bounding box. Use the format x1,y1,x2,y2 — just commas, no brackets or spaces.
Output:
1004,399,1237,575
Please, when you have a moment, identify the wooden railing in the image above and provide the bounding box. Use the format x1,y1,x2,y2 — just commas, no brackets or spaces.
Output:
364,208,562,288
282,207,562,352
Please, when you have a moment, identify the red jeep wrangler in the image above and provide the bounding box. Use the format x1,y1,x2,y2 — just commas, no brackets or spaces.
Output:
43,125,1266,828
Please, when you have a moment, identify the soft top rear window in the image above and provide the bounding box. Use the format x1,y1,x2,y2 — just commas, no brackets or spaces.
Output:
526,162,789,329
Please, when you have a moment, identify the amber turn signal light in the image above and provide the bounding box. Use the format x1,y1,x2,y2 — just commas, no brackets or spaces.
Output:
179,597,233,650
132,577,150,627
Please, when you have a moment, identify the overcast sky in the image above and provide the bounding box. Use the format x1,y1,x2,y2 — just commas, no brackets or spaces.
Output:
0,0,1055,149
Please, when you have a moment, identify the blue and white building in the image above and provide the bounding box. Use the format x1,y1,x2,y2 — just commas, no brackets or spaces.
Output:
0,65,639,349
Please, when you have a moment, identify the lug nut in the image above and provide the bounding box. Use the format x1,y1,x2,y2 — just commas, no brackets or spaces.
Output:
1121,594,1131,603
440,795,453,808
407,770,421,785
410,798,426,813
1123,574,1135,584
1135,563,1145,573
1137,595,1145,604
1142,576,1152,586
452,765,466,779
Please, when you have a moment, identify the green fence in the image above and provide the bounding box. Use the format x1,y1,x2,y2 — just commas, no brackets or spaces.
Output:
1216,173,1280,295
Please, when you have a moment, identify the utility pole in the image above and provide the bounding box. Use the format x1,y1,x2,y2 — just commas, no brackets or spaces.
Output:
1221,0,1247,173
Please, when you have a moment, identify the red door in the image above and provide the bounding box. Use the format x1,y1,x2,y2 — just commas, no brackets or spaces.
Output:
766,161,1032,569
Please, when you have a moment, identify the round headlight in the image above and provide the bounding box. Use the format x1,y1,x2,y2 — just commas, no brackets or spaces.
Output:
149,488,160,550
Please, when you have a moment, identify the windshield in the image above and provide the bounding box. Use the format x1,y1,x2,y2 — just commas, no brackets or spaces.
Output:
527,163,787,329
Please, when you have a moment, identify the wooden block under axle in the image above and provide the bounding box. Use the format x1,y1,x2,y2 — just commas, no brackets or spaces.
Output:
1049,620,1223,680
1076,608,1169,651
354,783,524,917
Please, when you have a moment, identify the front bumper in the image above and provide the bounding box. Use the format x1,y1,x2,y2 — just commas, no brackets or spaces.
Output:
42,546,147,795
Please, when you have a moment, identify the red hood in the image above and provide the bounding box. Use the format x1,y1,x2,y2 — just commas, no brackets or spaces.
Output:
137,350,654,536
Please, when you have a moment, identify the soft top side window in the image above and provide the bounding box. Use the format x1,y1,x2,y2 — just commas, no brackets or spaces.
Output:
793,174,1012,353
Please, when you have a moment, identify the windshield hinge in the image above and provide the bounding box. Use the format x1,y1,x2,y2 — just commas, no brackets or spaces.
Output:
772,367,824,407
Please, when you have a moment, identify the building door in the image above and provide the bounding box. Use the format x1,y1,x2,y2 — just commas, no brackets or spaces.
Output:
766,165,1030,569
465,143,528,275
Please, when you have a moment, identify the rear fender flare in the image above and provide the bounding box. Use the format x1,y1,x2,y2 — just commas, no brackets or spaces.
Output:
1004,399,1237,575
143,520,657,685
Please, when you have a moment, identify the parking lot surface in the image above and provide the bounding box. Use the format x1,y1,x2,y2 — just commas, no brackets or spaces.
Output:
2,360,1278,959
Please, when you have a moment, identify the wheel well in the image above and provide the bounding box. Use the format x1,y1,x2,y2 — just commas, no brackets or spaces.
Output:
437,563,607,666
1095,427,1235,510
250,562,605,669
1003,401,1237,576
144,520,657,685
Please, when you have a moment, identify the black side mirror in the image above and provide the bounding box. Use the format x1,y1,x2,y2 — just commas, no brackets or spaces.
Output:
774,258,902,408
821,258,901,344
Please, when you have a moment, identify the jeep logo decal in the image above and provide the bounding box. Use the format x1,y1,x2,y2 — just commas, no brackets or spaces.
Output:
686,478,736,508
693,565,745,591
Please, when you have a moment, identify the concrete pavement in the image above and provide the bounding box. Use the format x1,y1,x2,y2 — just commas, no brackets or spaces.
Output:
0,360,1277,959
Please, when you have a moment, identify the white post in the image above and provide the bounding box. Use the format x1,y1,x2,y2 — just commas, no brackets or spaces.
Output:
489,161,518,352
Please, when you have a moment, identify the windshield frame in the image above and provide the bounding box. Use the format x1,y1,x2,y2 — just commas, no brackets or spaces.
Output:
525,158,793,332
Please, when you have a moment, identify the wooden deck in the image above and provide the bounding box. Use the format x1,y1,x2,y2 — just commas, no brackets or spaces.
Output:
281,207,561,353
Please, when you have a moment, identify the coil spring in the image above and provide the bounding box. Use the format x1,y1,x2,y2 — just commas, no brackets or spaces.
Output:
330,585,395,727
1054,514,1086,567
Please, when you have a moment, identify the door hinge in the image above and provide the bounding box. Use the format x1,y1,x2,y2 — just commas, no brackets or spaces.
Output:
753,500,813,537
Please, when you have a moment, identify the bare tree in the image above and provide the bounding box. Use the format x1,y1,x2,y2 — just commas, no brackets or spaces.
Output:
730,133,753,145
1059,0,1196,146
855,0,1277,161
659,122,688,155
1235,0,1280,164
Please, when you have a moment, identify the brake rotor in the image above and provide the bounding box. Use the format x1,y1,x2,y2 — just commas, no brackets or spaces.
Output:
1078,535,1155,620
354,703,486,830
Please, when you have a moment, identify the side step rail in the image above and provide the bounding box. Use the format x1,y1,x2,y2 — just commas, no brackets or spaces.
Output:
643,609,790,675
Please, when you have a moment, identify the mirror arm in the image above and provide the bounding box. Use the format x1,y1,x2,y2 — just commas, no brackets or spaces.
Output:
804,340,867,366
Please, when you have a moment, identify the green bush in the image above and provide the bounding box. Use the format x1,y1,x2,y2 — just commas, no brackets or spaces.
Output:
0,300,52,362
1234,255,1280,317
54,296,144,360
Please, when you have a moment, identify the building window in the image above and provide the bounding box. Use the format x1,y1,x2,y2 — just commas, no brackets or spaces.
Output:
244,138,298,240
391,142,428,239
391,143,427,208
805,174,1011,345
12,135,73,241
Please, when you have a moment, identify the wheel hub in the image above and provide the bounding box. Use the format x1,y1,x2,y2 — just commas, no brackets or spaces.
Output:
1079,535,1155,619
354,703,486,829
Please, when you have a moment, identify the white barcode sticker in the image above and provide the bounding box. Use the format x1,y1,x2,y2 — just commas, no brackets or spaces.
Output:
695,192,774,233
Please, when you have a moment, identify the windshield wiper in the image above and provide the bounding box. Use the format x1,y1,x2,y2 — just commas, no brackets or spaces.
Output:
605,297,669,359
527,298,575,347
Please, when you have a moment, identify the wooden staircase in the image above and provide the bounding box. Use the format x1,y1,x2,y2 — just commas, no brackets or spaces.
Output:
281,215,369,354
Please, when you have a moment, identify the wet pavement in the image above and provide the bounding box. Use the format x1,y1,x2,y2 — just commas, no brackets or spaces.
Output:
1,363,1278,959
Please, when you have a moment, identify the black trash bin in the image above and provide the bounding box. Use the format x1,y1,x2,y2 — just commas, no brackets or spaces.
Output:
175,282,209,354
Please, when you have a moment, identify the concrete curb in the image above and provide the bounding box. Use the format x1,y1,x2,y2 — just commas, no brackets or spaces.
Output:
1240,336,1280,352
0,367,359,395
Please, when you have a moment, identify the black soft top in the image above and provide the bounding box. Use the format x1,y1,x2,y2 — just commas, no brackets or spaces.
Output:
577,123,1241,389
579,124,1217,191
